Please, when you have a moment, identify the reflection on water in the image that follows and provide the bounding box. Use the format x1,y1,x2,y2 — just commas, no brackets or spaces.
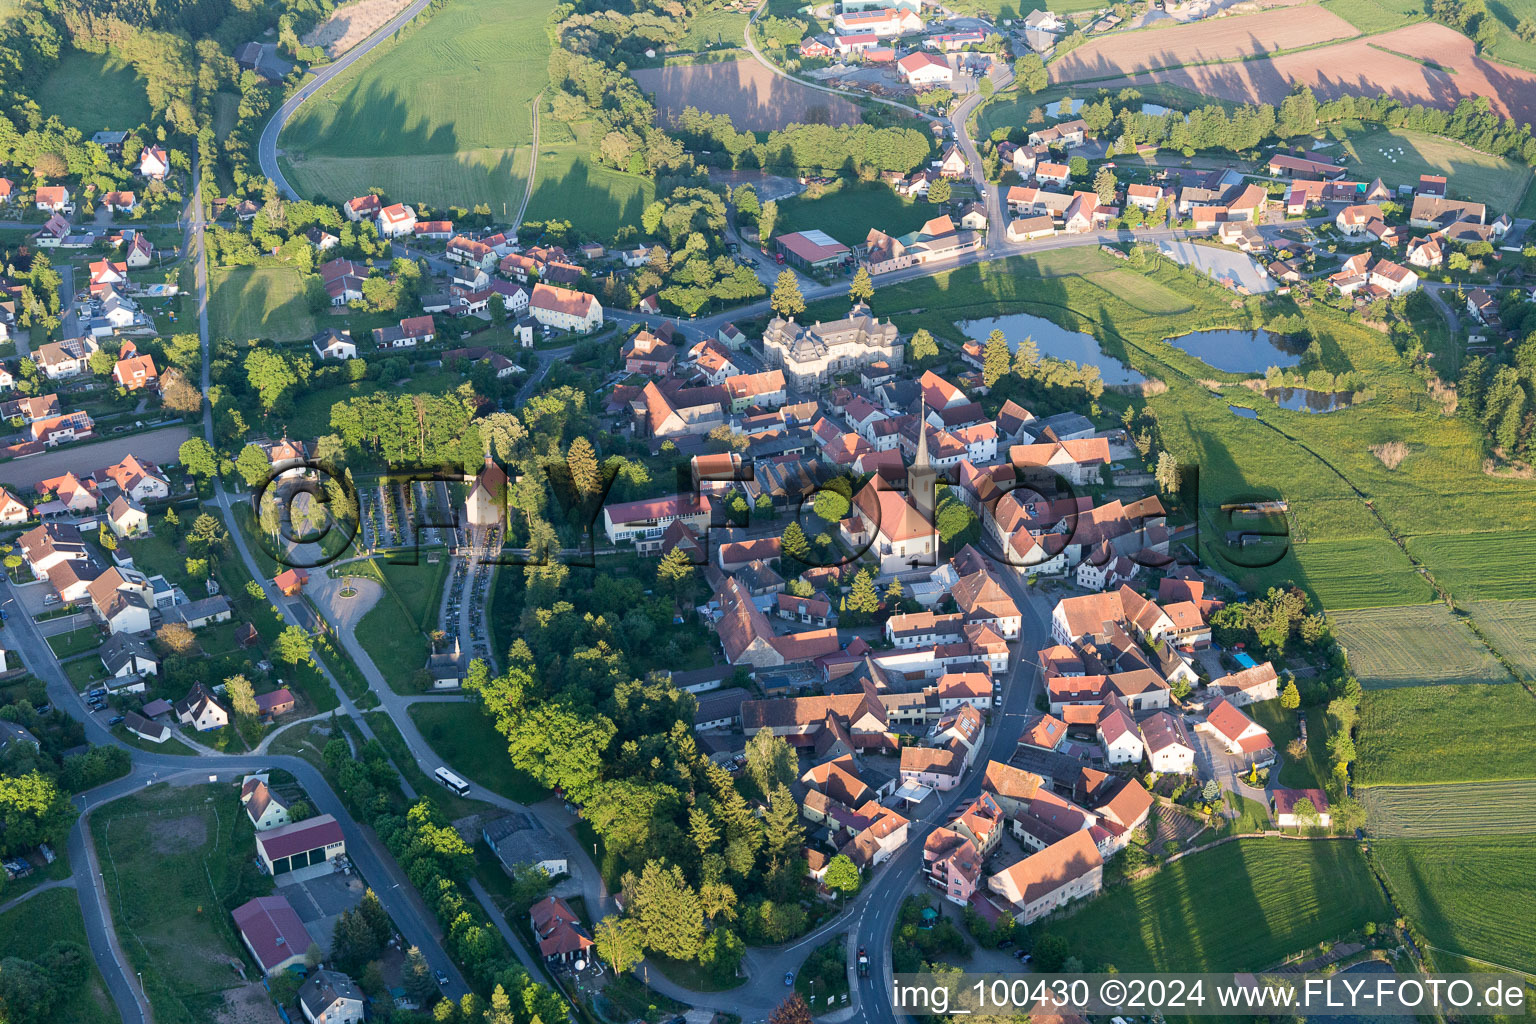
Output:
1165,329,1307,373
959,313,1146,387
1228,406,1259,419
1266,387,1353,413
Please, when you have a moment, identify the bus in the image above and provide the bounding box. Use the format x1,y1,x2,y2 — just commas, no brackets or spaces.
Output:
434,767,470,796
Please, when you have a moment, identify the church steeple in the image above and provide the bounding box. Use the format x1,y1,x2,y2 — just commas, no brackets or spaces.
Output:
912,399,934,518
914,399,930,470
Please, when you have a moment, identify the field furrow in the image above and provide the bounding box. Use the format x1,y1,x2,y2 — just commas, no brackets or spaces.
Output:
1361,780,1536,836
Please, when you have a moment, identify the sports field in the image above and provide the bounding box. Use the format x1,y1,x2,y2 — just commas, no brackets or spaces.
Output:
0,887,115,1024
37,50,152,133
1043,839,1389,971
1373,836,1536,975
1467,598,1536,679
208,266,316,342
280,0,552,206
1361,780,1536,837
1330,127,1532,208
775,182,936,247
1405,531,1536,602
1356,682,1536,786
1331,605,1511,689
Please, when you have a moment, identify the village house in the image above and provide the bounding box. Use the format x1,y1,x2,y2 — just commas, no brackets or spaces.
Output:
602,493,711,551
1198,698,1274,764
987,829,1103,923
1272,787,1331,828
762,302,902,389
312,328,357,360
232,895,310,974
298,970,364,1024
102,453,170,501
372,315,436,348
175,682,229,731
242,778,292,831
1206,661,1280,706
530,896,595,964
897,50,953,87
112,353,158,391
528,283,603,333
376,203,417,237
140,146,170,180
1139,710,1195,773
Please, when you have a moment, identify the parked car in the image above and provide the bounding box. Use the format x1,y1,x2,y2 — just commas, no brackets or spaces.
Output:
109,715,124,725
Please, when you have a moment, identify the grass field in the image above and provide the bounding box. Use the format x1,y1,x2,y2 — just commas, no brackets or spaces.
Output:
408,702,547,803
47,626,102,659
1249,537,1436,612
523,130,655,238
1322,0,1430,32
92,784,266,1024
1405,531,1536,602
1467,599,1536,679
1373,836,1536,974
1043,839,1389,971
1331,605,1511,688
281,0,551,208
284,149,530,214
1250,702,1330,790
353,555,448,692
208,266,316,343
1328,127,1531,211
37,50,152,133
775,181,936,247
676,6,749,49
0,887,116,1024
1484,0,1536,71
1356,682,1536,786
1360,780,1536,836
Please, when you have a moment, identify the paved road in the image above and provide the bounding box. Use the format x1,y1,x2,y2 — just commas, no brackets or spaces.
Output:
257,0,437,199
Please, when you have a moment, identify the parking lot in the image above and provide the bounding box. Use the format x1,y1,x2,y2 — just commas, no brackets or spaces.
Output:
278,865,369,952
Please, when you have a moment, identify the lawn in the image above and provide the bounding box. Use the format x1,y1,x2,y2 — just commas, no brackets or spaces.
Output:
1042,839,1389,971
407,702,547,804
1233,537,1435,612
353,554,447,692
1405,531,1536,602
361,711,492,818
1359,779,1536,837
47,626,103,659
1250,701,1331,791
36,49,152,133
1328,126,1532,213
523,130,655,239
281,0,552,207
1467,599,1536,679
207,266,316,343
774,181,937,248
1373,836,1536,974
1331,605,1511,688
91,784,268,1024
1356,682,1536,786
0,887,117,1024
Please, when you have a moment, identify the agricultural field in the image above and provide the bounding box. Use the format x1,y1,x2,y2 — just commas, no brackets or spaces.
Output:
1228,537,1435,612
207,266,316,343
1372,836,1536,974
1080,22,1536,135
1356,682,1536,786
1360,780,1536,836
280,0,552,207
1043,839,1389,971
631,59,862,131
92,784,270,1024
37,50,152,133
1331,605,1511,689
774,182,936,247
1405,531,1536,602
523,129,656,238
0,887,117,1024
1329,127,1532,210
302,0,416,57
1049,8,1360,84
1321,0,1429,32
1467,599,1536,679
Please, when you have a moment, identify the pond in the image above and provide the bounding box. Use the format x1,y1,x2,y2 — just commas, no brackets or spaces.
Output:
1164,329,1307,373
958,313,1146,387
1228,406,1259,419
1266,387,1354,413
